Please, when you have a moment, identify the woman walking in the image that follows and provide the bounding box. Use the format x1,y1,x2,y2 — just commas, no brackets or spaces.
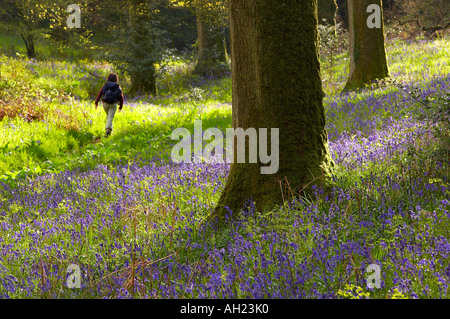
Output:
95,73,124,137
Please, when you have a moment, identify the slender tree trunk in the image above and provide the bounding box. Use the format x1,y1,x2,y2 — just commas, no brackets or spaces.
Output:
129,0,141,92
196,13,207,62
318,0,338,26
128,0,157,94
344,0,389,91
20,32,36,58
194,7,227,76
212,0,334,219
336,0,349,28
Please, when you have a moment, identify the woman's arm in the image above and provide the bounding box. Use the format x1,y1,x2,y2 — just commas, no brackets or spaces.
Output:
118,87,124,110
95,84,105,106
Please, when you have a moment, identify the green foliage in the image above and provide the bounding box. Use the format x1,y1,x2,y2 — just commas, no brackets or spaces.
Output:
396,81,450,161
318,21,349,94
337,284,370,299
194,60,230,78
390,288,408,299
169,0,228,27
156,4,197,51
0,0,82,58
106,15,168,94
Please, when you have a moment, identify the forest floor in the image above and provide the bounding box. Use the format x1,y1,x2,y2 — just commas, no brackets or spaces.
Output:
0,35,448,298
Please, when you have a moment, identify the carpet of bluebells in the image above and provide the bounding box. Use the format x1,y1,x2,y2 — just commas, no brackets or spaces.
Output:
0,42,449,299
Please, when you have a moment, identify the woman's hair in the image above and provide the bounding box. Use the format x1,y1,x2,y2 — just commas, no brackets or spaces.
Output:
107,73,119,82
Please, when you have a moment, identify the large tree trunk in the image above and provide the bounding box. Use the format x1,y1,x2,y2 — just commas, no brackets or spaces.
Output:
212,0,334,219
344,0,389,91
194,7,228,76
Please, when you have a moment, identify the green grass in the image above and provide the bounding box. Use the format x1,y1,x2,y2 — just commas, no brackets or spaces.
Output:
0,35,448,181
0,47,233,179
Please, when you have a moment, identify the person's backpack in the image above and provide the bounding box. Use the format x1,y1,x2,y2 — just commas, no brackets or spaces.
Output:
102,82,120,104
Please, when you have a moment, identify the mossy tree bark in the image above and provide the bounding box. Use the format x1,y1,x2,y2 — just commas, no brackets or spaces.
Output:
211,0,334,219
194,8,228,76
318,0,338,26
344,0,389,91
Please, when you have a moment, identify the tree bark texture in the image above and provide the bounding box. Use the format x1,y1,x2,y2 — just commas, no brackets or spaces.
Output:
344,0,389,91
212,0,334,219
